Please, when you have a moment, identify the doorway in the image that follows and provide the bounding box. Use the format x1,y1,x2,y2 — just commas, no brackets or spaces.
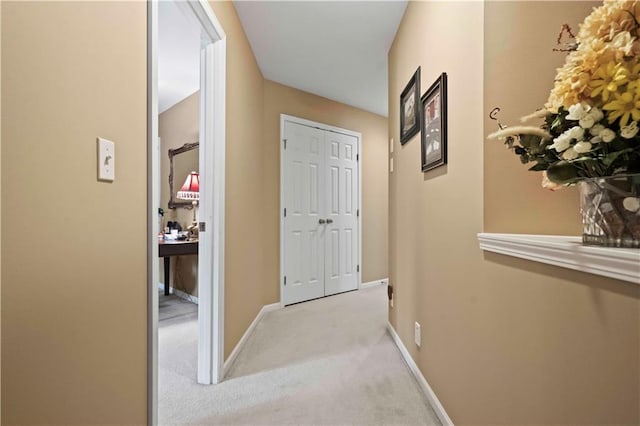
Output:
280,114,362,306
148,0,226,423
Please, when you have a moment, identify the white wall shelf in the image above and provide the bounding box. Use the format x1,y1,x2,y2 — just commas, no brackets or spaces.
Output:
477,233,640,285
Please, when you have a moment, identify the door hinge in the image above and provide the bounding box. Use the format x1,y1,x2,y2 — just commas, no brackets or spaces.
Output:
284,208,287,217
357,265,360,272
283,139,287,150
357,153,359,161
284,276,287,286
198,222,206,232
357,209,360,217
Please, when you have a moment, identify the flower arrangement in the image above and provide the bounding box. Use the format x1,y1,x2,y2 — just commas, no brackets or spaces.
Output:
488,0,640,188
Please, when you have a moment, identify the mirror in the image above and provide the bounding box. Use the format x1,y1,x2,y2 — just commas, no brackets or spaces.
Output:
168,142,199,209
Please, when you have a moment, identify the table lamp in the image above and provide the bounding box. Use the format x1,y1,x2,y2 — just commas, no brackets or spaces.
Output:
177,171,200,239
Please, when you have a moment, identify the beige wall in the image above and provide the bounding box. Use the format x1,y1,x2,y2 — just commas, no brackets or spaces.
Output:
209,1,268,359
0,2,3,418
1,2,147,424
262,80,389,302
389,1,639,424
159,92,200,296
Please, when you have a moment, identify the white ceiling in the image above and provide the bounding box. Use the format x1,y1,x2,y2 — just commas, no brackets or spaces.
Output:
234,1,407,117
158,1,204,113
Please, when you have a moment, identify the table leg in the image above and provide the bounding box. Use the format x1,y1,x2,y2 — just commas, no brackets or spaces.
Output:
164,256,170,296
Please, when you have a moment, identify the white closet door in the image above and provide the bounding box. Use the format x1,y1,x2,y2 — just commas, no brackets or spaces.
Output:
283,121,326,305
323,131,359,296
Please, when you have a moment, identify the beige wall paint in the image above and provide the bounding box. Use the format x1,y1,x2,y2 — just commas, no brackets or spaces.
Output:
389,1,639,424
208,1,268,359
159,92,199,296
2,2,147,424
0,2,3,417
262,80,389,301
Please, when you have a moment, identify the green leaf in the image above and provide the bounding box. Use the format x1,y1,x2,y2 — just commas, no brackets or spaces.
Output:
603,148,634,166
529,163,548,171
546,161,579,184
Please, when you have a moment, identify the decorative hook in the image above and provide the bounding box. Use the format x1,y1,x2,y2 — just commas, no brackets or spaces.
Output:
489,107,506,130
553,23,578,52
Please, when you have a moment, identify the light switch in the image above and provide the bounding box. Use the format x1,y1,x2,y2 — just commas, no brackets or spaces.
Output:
98,137,115,182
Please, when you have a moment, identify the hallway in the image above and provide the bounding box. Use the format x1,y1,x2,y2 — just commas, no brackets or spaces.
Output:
159,285,441,425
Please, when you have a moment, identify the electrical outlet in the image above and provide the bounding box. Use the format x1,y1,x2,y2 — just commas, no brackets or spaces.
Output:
414,322,421,347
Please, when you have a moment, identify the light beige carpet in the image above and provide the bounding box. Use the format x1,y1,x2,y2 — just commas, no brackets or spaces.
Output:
159,285,442,425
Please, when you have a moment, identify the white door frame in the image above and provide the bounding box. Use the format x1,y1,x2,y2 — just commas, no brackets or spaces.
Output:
279,114,362,307
147,1,226,424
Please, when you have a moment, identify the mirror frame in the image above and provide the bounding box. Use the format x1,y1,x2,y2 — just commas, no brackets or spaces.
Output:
168,141,199,209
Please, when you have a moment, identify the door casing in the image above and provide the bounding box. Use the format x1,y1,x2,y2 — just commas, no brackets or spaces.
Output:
279,114,362,307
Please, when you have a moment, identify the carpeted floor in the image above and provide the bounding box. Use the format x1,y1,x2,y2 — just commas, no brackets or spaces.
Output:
159,291,198,322
159,285,441,425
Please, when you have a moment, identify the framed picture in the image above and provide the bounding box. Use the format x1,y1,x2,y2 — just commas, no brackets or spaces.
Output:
421,72,447,172
400,67,421,145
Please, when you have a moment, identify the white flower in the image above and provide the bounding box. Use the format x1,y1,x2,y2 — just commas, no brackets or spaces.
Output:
590,124,605,136
562,147,579,160
566,103,588,120
574,141,592,153
551,134,572,152
589,107,604,122
579,115,595,128
622,197,640,213
590,136,603,144
567,126,585,141
620,121,639,139
600,128,616,143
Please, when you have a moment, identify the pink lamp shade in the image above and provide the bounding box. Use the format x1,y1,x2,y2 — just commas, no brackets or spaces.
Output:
177,171,200,201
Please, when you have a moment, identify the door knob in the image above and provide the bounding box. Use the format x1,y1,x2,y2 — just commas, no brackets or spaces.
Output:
319,219,326,224
326,219,334,224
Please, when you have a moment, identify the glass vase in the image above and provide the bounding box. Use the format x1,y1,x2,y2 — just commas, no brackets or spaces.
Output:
579,174,640,248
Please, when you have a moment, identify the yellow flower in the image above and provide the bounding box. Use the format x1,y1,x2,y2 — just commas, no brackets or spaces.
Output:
578,1,640,42
603,86,640,126
588,61,630,101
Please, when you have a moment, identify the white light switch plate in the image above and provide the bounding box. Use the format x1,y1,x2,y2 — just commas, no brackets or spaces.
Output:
414,322,421,347
98,137,115,182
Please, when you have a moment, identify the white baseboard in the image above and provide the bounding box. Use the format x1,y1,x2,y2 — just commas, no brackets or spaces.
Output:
157,282,199,304
387,321,454,426
360,278,389,289
223,302,281,377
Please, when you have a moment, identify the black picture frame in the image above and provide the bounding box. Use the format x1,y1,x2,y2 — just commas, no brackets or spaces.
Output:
400,67,421,145
421,72,447,172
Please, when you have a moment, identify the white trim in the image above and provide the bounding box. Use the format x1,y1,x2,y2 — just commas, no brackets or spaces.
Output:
147,1,159,424
279,114,363,307
211,37,226,384
194,4,227,385
187,0,225,41
387,321,454,426
223,303,281,377
157,283,199,304
360,278,389,290
477,233,640,285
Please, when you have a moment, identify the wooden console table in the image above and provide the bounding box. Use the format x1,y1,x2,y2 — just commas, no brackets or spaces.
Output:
158,239,199,295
